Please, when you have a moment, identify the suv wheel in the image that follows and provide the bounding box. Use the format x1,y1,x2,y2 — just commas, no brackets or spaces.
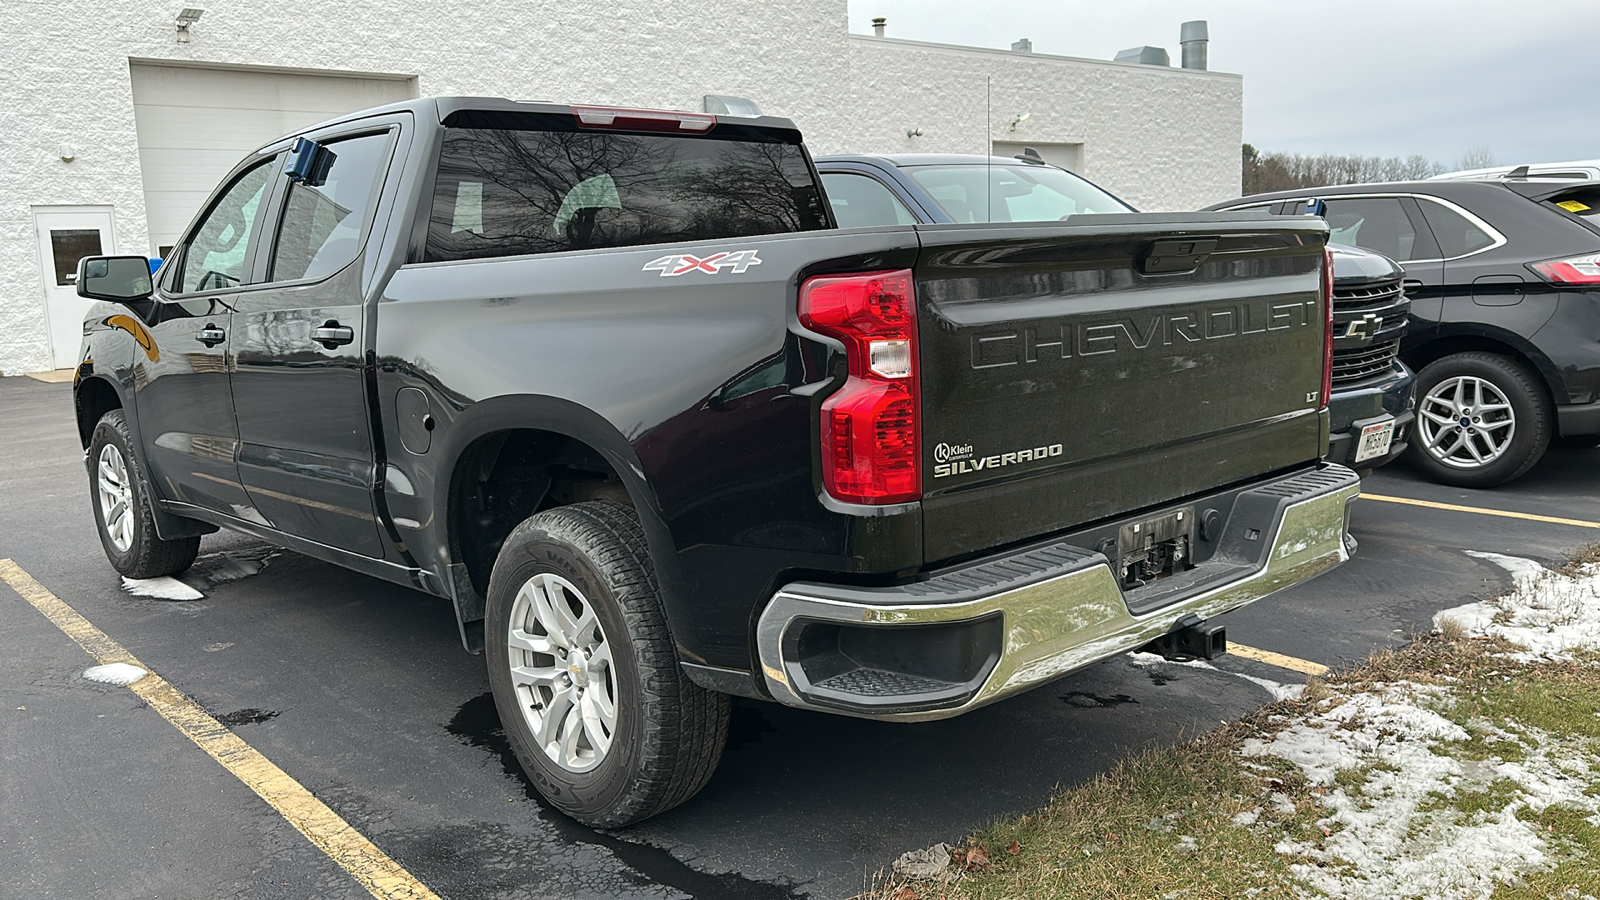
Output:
1410,352,1552,487
88,410,201,578
484,501,729,827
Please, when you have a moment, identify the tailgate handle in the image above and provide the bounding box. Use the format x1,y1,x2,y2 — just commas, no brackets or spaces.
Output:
1139,238,1218,275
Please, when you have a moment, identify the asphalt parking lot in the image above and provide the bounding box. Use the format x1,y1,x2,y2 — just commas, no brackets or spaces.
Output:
4,373,1599,900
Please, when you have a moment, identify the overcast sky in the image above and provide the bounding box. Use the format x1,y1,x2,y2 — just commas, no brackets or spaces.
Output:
846,0,1596,168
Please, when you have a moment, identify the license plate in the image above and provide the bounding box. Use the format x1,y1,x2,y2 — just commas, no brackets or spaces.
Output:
1354,419,1395,464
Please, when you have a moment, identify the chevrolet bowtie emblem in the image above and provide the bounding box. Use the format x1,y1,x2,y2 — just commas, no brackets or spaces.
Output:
1345,313,1384,340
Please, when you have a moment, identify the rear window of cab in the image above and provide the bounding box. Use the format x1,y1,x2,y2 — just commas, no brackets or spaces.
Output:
424,117,829,262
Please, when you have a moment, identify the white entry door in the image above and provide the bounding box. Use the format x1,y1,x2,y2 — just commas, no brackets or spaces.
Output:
34,206,117,370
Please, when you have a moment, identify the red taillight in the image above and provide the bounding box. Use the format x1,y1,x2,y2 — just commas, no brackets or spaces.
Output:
571,106,716,132
799,270,920,504
1322,246,1335,410
1528,252,1600,284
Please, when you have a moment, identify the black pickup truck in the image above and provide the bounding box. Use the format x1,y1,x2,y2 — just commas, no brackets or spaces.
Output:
72,97,1358,826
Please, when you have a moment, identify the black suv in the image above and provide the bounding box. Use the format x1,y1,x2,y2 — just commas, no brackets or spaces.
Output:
1210,180,1600,486
816,153,1415,471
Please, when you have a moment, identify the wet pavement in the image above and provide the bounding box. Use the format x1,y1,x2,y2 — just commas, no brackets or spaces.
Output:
4,374,1599,899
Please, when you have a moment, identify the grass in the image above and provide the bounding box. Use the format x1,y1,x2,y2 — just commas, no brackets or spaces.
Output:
857,601,1600,900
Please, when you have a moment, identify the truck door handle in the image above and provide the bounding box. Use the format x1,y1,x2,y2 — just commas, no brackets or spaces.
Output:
195,324,226,347
311,323,355,349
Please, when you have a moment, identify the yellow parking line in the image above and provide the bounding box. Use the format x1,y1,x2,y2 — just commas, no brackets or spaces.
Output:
0,559,440,900
1228,642,1329,676
1362,493,1600,530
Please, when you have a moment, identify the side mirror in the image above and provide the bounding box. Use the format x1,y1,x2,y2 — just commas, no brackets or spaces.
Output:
76,256,154,303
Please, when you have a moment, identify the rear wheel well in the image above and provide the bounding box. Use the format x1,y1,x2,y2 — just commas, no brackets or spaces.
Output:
75,378,122,448
448,429,633,599
1405,336,1554,399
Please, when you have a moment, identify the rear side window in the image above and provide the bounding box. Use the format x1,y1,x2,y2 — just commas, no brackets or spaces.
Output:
426,127,828,261
1320,197,1420,261
1416,199,1498,258
821,172,918,227
269,132,391,283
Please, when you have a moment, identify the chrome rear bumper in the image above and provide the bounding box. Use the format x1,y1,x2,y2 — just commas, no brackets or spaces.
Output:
757,464,1360,721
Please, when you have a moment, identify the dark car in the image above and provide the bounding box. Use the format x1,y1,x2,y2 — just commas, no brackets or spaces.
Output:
815,152,1134,227
1323,243,1416,472
817,153,1415,471
1208,179,1600,486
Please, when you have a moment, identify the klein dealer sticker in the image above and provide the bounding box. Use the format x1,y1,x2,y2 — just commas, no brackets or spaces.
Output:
932,440,1063,478
643,249,762,277
1558,199,1592,213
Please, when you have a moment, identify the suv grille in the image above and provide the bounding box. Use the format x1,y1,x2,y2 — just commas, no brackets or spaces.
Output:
1332,282,1403,312
1332,339,1401,386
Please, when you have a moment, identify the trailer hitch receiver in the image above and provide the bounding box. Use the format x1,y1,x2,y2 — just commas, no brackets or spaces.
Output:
1138,613,1227,662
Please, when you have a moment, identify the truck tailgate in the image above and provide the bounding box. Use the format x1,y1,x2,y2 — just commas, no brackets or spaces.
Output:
915,216,1330,564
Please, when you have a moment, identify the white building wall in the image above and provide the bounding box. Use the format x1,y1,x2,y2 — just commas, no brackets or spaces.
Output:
0,2,1242,375
831,37,1243,213
0,0,851,375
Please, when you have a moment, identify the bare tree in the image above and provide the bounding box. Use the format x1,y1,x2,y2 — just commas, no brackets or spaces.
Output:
1455,146,1497,171
1242,144,1448,195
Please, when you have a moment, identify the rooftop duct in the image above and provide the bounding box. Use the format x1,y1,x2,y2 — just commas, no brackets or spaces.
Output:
1180,20,1209,70
1114,46,1170,66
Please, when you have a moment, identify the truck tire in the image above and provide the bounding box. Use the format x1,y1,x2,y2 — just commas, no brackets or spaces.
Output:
1409,352,1552,488
484,500,729,827
88,409,201,578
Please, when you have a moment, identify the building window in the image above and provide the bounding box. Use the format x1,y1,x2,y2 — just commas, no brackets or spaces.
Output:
50,229,103,285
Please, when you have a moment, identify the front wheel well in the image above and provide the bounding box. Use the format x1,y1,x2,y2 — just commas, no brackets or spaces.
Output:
75,378,122,448
448,428,633,600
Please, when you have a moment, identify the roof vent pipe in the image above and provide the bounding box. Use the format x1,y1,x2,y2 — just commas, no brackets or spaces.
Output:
1011,38,1032,53
1180,20,1208,70
872,17,886,37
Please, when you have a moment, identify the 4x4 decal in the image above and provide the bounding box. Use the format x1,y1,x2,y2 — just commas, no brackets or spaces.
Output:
643,249,762,277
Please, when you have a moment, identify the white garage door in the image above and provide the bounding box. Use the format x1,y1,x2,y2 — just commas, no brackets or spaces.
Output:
131,64,416,254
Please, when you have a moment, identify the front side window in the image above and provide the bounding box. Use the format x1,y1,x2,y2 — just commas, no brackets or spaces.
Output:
269,132,392,283
821,172,918,228
1416,199,1498,258
179,162,273,293
1320,197,1420,261
425,126,828,262
906,164,1132,223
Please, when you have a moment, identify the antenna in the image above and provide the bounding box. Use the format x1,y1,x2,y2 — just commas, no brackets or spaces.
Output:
986,76,992,223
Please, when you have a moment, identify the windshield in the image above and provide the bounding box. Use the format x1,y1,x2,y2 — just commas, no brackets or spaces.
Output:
906,164,1132,223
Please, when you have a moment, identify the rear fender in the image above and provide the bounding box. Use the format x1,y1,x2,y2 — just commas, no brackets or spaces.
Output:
433,395,693,655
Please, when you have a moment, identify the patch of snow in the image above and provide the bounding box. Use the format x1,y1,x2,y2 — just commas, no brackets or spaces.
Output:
1232,808,1261,826
1175,834,1198,853
1435,552,1600,660
1240,680,1600,900
1127,652,1306,700
1231,671,1306,702
83,663,147,685
120,576,203,601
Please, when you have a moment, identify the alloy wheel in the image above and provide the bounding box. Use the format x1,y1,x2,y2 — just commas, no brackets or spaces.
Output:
505,572,617,773
1417,375,1516,470
97,444,135,553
